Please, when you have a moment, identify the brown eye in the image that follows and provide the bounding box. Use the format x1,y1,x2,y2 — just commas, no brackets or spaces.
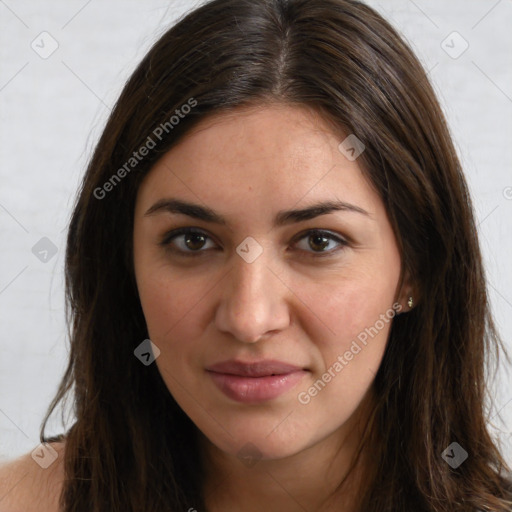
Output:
160,228,216,254
183,232,207,251
308,233,331,252
294,230,348,256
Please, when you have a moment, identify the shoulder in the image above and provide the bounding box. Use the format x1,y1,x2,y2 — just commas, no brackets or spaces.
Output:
0,441,65,512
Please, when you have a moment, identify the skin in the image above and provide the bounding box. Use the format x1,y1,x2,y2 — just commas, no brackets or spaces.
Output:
0,442,65,512
133,103,413,511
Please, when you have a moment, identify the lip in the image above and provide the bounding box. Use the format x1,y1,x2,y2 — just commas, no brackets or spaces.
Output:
206,359,308,404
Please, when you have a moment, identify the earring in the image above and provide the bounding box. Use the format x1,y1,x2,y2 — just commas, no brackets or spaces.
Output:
407,296,414,308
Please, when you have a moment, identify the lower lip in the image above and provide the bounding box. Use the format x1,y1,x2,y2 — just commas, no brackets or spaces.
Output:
207,370,307,404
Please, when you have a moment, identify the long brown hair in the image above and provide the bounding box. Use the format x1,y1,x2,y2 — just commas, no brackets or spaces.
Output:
41,0,512,510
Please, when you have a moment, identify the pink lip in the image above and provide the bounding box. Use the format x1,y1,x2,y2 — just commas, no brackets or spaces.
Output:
206,360,308,404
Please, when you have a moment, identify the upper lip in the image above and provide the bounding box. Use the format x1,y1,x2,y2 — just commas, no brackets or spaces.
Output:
206,360,305,377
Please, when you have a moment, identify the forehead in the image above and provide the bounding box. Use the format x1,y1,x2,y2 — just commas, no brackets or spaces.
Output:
134,104,381,222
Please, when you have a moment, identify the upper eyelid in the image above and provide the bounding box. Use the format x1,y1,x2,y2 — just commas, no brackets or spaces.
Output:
160,227,218,246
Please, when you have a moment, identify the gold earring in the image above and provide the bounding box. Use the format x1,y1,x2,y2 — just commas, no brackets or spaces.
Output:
407,296,414,308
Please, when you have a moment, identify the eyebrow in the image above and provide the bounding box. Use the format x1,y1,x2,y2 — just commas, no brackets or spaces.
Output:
144,197,370,226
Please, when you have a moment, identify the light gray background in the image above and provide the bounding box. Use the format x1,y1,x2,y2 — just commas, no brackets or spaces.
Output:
1,0,511,464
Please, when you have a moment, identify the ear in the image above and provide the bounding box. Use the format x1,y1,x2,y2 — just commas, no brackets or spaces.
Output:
396,269,419,313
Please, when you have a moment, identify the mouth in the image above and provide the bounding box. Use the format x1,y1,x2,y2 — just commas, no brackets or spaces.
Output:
205,359,309,403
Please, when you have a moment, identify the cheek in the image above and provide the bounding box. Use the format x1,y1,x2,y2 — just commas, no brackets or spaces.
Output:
294,259,399,408
304,264,399,349
295,284,395,428
135,262,207,345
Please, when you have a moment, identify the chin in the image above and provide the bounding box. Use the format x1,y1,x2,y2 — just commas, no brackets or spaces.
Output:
211,433,306,463
195,411,317,463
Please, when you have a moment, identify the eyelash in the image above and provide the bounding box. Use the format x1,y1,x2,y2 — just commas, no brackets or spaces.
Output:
159,227,349,258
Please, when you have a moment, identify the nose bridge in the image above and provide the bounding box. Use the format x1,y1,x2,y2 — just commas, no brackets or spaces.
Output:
215,244,289,343
232,248,271,303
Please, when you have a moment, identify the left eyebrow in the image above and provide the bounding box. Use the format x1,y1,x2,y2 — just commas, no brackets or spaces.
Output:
144,198,370,227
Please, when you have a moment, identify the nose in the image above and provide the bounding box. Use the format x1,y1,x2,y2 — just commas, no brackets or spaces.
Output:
214,247,291,343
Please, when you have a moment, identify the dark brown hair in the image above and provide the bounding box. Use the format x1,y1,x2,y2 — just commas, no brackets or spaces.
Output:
41,0,512,510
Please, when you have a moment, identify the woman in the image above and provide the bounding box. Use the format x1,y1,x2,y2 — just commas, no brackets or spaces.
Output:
1,0,511,510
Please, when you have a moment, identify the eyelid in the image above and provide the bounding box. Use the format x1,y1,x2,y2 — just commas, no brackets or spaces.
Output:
159,226,349,256
159,227,218,252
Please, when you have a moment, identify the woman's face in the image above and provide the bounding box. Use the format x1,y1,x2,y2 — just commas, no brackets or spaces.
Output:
133,104,408,461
